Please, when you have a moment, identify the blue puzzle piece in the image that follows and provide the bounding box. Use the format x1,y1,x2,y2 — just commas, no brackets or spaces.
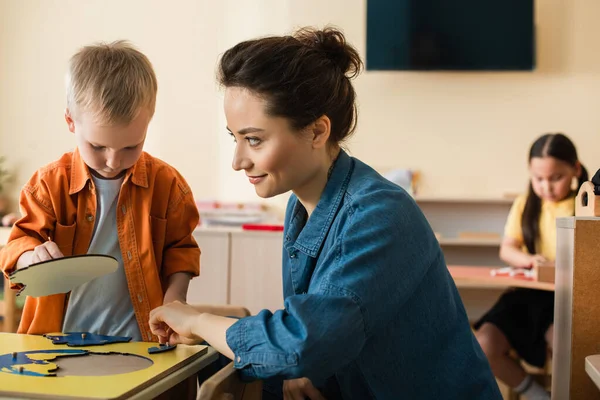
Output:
0,349,88,377
147,343,177,354
44,332,132,347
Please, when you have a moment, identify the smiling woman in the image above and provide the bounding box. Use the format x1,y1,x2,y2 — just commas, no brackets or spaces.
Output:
149,26,503,400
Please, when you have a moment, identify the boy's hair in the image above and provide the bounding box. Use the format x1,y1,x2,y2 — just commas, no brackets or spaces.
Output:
66,40,158,125
522,133,588,254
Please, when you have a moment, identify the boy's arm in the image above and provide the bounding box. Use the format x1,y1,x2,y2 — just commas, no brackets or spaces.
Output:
163,272,192,304
0,183,56,279
161,182,200,301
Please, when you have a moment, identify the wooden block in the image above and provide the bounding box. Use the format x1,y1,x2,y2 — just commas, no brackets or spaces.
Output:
575,182,600,217
535,263,555,284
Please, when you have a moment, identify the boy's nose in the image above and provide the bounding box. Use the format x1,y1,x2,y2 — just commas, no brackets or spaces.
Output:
106,156,120,170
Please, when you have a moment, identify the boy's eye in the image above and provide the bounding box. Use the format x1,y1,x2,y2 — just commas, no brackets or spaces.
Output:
125,146,138,151
91,144,105,151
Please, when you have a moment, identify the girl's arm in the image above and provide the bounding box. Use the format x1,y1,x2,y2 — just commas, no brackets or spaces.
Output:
499,237,546,268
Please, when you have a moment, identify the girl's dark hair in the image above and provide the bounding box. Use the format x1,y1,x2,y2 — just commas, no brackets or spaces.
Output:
217,26,363,145
521,133,588,254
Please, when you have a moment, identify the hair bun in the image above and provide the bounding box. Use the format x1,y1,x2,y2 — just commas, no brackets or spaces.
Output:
295,27,362,78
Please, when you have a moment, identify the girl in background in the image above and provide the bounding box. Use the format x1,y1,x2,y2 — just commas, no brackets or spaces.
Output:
475,133,587,400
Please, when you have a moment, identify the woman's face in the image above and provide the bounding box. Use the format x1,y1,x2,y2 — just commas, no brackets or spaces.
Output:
224,87,323,198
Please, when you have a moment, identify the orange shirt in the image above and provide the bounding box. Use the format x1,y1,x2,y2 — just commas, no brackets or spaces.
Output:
0,149,200,340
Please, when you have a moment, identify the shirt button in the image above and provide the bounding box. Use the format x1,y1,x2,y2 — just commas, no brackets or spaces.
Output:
236,356,241,363
147,331,152,341
121,205,126,215
290,253,296,259
86,214,94,222
127,251,133,260
137,294,143,303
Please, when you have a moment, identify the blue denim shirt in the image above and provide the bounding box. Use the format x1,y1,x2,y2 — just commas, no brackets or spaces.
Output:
226,150,501,399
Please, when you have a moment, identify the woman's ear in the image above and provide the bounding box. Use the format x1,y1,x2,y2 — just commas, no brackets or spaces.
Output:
310,115,331,149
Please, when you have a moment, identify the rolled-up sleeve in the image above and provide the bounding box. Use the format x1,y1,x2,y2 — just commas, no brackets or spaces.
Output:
226,291,364,381
161,180,200,279
0,181,54,282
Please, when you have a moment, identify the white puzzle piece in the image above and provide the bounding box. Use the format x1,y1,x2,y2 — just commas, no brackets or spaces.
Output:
8,255,118,297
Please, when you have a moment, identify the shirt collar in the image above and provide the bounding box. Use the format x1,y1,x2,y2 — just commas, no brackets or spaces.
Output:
290,150,354,257
69,148,149,195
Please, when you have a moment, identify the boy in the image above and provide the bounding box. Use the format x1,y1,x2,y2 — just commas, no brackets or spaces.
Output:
0,41,200,342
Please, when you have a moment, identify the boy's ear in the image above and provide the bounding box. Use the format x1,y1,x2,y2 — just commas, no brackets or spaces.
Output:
310,115,331,149
65,108,75,133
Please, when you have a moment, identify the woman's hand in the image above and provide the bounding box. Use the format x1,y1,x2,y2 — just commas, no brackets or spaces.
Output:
283,378,327,400
149,301,204,345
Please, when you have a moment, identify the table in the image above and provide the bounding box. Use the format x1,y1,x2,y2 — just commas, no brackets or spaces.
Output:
0,333,218,399
449,265,555,291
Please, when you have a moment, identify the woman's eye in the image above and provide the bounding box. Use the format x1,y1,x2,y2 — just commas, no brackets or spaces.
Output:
247,137,261,146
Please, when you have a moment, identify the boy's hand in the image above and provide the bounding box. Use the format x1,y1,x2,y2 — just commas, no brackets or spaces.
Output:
17,241,65,269
283,378,327,400
32,241,64,264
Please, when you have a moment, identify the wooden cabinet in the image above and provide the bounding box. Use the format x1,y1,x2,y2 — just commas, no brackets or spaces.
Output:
553,217,600,399
188,228,284,315
187,230,231,305
230,231,283,315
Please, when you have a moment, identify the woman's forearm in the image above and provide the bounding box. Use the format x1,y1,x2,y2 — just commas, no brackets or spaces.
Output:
193,313,237,360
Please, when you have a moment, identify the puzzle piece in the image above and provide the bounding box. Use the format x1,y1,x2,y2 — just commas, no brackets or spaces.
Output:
0,349,88,377
147,343,177,354
45,332,132,347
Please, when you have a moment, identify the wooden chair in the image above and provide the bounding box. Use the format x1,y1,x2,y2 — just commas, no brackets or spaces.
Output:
197,361,262,400
506,350,552,400
194,304,262,400
0,275,20,332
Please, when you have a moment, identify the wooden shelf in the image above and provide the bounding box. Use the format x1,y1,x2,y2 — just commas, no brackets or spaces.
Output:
438,237,502,247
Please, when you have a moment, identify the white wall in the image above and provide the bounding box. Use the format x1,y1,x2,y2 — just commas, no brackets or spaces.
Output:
1,0,599,215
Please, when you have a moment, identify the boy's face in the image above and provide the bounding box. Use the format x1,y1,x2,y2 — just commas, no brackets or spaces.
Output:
65,109,150,178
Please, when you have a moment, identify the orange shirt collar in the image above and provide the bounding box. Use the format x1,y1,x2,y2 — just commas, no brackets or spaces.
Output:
69,148,149,195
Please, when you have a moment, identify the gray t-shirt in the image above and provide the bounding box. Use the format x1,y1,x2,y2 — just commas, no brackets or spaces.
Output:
62,174,142,341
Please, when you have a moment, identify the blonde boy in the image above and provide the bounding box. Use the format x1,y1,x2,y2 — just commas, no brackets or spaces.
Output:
0,41,200,341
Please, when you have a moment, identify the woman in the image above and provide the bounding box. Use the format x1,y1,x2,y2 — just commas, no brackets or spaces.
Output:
149,27,501,400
